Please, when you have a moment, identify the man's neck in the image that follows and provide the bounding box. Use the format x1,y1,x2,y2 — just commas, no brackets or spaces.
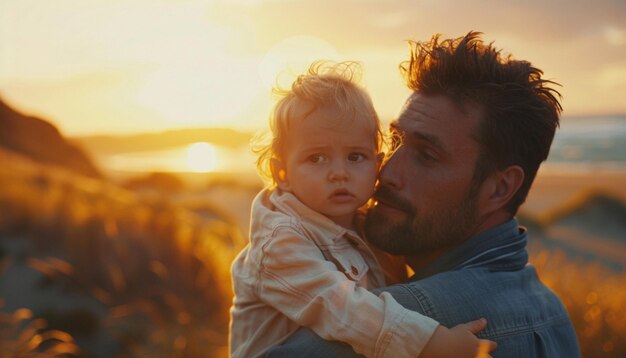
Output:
405,213,513,274
404,246,452,274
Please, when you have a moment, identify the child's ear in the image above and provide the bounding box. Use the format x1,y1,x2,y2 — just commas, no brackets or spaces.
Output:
270,158,290,191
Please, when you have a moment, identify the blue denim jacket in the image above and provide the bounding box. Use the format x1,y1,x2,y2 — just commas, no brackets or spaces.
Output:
266,219,581,357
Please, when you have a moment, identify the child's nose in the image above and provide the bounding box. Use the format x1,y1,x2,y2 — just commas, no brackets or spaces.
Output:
328,162,349,182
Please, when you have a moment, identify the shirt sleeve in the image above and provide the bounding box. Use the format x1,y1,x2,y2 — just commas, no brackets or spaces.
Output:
257,227,439,358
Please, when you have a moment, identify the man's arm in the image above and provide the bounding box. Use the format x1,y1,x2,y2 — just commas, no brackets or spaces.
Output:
266,326,363,358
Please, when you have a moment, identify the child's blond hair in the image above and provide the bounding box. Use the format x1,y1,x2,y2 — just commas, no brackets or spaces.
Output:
253,61,383,187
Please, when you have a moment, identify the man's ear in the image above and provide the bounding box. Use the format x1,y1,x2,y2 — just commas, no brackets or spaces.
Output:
480,165,524,214
270,158,290,191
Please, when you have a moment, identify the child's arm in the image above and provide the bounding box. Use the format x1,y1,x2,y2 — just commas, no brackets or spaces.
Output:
258,227,438,357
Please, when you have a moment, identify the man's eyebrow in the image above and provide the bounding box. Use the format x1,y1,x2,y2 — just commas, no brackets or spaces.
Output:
390,122,446,152
413,132,445,151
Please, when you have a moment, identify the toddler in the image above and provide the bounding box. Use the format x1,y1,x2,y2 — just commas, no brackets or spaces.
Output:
229,62,491,357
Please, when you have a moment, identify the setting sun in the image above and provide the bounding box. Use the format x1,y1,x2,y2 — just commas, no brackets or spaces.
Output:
186,142,219,173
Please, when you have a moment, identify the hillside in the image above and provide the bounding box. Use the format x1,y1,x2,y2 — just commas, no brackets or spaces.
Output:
522,190,626,271
0,98,101,178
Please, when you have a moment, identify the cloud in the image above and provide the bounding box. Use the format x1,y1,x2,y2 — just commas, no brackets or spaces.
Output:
604,27,626,46
205,0,626,58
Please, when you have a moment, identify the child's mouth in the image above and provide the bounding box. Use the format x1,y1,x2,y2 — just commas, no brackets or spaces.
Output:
330,189,355,203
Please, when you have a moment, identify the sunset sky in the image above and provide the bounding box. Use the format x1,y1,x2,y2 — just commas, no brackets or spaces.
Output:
1,0,625,136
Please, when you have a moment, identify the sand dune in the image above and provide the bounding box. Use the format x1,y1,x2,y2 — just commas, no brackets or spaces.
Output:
521,169,626,217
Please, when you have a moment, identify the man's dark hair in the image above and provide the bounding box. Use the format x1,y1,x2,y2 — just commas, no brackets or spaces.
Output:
400,31,562,215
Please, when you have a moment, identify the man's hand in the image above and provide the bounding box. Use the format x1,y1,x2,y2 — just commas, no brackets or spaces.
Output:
419,318,497,358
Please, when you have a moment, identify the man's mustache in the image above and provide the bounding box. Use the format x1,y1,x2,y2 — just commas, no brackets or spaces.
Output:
372,185,415,214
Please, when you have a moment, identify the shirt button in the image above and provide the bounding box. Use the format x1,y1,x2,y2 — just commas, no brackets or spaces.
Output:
351,265,359,275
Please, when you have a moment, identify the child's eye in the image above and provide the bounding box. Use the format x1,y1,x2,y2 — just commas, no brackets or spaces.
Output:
308,154,327,163
347,153,366,162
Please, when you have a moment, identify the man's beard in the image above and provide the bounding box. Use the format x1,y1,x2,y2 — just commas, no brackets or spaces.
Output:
364,184,479,255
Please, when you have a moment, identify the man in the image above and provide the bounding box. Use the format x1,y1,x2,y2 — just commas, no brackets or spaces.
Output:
266,32,581,357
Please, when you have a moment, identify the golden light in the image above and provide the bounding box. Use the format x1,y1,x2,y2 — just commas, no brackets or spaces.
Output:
258,35,342,89
186,142,219,173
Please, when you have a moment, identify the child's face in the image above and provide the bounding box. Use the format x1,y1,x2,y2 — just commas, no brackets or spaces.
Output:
273,108,380,229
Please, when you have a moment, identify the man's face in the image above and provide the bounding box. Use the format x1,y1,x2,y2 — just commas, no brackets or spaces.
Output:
365,93,484,255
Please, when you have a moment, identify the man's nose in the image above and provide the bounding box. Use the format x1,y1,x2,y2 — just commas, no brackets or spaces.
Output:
378,149,403,189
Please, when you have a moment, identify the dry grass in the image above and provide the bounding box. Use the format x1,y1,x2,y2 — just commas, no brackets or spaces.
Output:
0,306,80,357
0,151,240,357
530,245,626,357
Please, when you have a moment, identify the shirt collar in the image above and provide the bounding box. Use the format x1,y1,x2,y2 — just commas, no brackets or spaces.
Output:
410,218,528,281
266,188,360,241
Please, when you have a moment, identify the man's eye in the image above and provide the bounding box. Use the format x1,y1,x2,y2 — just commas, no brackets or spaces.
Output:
418,150,436,163
347,153,366,162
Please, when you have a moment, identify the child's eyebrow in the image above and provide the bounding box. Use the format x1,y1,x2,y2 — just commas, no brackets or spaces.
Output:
346,144,375,150
299,144,330,152
300,145,326,151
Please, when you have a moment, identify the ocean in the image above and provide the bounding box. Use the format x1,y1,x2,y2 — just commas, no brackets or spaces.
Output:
99,115,626,175
545,115,626,172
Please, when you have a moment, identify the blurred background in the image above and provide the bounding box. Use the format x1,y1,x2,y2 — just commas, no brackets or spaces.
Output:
1,0,625,356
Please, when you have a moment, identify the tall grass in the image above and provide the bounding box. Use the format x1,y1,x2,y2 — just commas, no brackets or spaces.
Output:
0,153,241,357
0,305,80,357
530,246,626,357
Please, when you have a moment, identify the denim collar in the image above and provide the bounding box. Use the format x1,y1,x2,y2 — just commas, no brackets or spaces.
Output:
410,218,528,281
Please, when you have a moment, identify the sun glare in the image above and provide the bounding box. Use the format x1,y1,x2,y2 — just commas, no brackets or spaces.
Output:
258,35,342,89
186,142,219,173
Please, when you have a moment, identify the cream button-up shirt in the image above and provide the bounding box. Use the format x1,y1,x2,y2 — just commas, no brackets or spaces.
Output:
229,189,438,358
